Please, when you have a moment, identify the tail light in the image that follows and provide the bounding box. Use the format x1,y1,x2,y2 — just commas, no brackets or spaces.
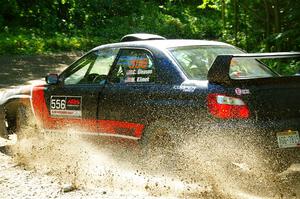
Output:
207,94,250,119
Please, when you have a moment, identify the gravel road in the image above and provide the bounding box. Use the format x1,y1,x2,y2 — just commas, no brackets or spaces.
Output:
0,54,299,199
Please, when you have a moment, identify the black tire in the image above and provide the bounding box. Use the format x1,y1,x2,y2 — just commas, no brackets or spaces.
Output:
139,121,197,175
0,106,9,139
270,148,299,173
140,120,176,154
0,120,8,139
15,105,34,140
16,106,29,131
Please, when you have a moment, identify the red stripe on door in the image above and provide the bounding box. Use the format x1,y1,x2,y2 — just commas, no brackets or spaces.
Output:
31,85,144,138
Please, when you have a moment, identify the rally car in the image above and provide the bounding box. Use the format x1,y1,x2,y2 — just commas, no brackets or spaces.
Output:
0,33,299,170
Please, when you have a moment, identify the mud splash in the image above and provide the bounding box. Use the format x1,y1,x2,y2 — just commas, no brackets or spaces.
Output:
9,124,300,199
10,126,217,198
176,125,300,199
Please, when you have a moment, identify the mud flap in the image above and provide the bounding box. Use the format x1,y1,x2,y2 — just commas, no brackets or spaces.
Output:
0,105,8,139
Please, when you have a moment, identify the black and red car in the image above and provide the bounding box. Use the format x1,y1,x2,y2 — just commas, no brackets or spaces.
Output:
0,34,299,169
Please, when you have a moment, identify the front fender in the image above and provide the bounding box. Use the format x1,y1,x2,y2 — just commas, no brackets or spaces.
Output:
0,86,32,134
0,85,32,105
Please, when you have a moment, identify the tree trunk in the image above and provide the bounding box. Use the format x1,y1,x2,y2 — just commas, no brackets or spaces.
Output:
273,0,281,33
263,0,271,51
221,0,226,29
234,0,239,45
272,0,282,50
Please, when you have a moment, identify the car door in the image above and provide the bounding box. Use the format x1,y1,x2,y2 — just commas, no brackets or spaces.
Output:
96,48,211,141
36,48,119,131
97,48,171,139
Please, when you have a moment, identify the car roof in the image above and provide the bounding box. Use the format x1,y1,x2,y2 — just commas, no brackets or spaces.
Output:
92,39,233,51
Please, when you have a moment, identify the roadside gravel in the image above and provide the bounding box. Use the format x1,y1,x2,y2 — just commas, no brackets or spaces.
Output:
0,139,157,199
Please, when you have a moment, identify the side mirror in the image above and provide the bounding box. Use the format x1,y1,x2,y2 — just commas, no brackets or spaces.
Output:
45,74,59,85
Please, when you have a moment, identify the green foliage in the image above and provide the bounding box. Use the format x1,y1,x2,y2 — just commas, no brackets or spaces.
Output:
198,0,221,10
263,59,300,76
0,31,103,55
0,0,299,58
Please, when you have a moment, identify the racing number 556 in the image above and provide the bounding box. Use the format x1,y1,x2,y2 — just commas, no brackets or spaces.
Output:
50,98,66,110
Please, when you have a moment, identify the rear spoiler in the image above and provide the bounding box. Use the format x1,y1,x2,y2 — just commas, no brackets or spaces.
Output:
207,52,300,85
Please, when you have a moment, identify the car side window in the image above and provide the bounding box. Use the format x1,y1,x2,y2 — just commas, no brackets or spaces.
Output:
63,48,118,85
111,49,156,83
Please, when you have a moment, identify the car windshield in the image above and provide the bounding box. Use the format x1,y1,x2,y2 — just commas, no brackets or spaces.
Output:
169,45,275,80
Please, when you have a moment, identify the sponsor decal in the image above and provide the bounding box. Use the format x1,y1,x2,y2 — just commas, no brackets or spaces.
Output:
129,58,148,69
50,96,82,118
66,97,81,107
124,77,136,83
173,85,196,92
126,70,136,75
235,88,250,95
126,69,152,77
136,77,150,82
137,69,152,75
67,98,80,106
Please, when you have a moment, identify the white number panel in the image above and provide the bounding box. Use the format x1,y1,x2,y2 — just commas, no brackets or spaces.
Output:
50,96,82,118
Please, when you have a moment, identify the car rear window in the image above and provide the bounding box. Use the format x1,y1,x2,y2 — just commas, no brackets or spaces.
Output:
169,46,275,80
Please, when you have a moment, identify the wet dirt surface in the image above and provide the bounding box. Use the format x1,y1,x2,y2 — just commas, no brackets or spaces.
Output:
0,54,299,199
0,53,81,88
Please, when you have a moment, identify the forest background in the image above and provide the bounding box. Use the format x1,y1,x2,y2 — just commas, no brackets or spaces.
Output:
0,0,299,74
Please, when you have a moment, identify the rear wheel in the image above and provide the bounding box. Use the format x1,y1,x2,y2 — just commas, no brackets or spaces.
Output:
140,120,175,153
139,120,182,172
271,148,299,173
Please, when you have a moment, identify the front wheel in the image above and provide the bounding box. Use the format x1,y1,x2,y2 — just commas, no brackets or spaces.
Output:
15,105,37,140
16,106,29,131
0,106,9,139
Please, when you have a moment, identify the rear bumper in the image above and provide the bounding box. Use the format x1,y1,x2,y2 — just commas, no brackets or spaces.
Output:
251,118,300,168
197,118,300,168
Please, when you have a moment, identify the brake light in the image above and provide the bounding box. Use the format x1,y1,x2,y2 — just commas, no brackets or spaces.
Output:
207,94,250,119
